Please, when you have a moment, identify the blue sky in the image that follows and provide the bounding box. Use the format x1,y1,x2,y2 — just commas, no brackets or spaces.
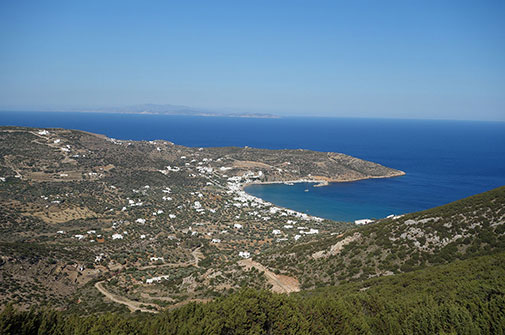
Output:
1,1,504,120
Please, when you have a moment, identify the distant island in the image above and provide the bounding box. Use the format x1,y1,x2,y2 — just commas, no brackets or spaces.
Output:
1,104,280,119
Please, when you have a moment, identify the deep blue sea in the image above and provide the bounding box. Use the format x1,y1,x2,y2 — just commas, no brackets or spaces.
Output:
1,111,505,222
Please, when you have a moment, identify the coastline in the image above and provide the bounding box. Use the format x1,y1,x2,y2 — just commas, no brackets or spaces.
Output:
239,170,406,222
241,170,406,190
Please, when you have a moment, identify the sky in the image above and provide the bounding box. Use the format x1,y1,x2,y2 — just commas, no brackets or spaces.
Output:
0,0,504,121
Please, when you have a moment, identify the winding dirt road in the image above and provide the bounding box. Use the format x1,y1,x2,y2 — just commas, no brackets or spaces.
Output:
95,247,206,313
95,281,159,313
192,247,204,268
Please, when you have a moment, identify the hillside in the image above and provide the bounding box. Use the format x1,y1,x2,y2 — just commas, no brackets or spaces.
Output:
2,251,504,334
0,126,402,310
258,185,505,288
0,126,504,333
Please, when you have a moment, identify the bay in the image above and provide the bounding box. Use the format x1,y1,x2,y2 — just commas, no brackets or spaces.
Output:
1,111,504,222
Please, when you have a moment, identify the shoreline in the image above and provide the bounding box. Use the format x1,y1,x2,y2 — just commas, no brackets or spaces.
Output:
241,170,406,190
239,171,406,222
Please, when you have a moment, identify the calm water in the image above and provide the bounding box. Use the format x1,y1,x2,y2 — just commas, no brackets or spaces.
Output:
1,111,505,222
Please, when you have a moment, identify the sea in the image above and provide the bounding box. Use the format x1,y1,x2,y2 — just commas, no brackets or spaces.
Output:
1,111,505,222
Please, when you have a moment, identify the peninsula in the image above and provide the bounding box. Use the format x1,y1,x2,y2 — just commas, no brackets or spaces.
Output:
0,126,403,310
1,126,504,334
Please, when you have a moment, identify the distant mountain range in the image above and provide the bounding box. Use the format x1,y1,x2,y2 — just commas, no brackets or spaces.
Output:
80,104,279,119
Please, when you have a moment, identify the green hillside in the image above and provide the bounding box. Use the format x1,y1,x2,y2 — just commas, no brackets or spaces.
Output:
258,186,505,288
2,251,504,334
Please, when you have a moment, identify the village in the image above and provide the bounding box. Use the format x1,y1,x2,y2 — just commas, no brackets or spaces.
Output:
0,126,402,311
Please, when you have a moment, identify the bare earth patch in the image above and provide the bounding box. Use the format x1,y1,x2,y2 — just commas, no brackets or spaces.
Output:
232,160,272,169
312,232,361,259
28,206,97,224
238,258,300,294
26,171,84,182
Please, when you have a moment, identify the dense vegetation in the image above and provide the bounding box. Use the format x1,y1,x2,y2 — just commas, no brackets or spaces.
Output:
2,251,504,334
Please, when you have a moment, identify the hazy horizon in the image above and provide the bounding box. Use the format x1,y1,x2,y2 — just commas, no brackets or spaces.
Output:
2,107,505,124
1,1,504,121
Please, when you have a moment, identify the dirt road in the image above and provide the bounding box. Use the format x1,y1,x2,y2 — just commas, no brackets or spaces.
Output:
192,247,204,267
95,281,159,313
238,259,300,294
95,249,206,313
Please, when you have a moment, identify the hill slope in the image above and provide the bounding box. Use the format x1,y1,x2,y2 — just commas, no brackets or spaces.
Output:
2,251,504,334
258,185,505,288
0,126,504,332
0,126,402,309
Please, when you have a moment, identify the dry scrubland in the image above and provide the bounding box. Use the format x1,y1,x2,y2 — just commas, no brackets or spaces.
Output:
0,126,402,311
1,126,504,334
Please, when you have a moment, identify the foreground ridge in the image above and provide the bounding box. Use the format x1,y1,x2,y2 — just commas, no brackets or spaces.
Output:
2,252,504,334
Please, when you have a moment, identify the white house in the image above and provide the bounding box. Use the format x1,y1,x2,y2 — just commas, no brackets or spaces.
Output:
239,251,251,259
146,275,169,284
355,219,374,225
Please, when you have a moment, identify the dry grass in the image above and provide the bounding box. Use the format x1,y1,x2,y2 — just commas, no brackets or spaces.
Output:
28,206,97,224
